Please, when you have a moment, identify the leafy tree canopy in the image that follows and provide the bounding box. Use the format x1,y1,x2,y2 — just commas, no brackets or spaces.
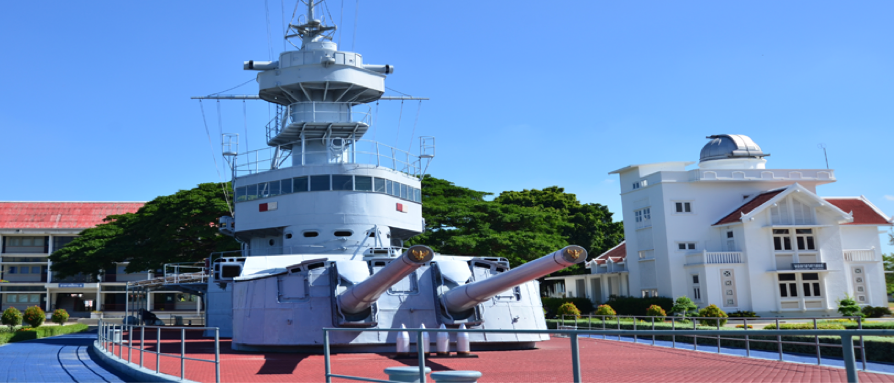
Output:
49,183,239,279
408,177,624,274
885,229,893,295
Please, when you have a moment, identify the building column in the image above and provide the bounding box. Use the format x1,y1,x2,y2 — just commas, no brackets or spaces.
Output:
96,284,102,312
196,294,202,314
148,292,154,311
600,276,609,302
621,274,630,296
45,289,52,312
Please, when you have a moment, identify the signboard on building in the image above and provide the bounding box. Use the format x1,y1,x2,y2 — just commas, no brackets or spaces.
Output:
792,263,827,271
58,283,85,288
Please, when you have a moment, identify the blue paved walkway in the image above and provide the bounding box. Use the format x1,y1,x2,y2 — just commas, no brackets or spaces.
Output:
0,330,130,383
581,333,894,375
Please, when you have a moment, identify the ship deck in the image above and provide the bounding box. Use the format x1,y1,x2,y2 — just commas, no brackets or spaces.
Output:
108,328,894,383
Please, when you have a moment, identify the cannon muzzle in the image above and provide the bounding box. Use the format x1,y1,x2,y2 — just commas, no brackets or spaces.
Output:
337,245,434,315
441,245,587,314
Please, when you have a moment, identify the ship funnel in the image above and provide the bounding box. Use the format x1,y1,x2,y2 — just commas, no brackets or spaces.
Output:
441,246,587,315
337,245,434,315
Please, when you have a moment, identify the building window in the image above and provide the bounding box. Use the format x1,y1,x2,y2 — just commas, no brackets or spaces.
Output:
726,231,736,252
802,273,821,297
692,274,701,301
773,229,792,251
634,208,651,229
677,242,696,251
638,250,654,260
795,229,816,251
632,180,648,190
675,202,692,213
778,273,797,297
641,289,658,298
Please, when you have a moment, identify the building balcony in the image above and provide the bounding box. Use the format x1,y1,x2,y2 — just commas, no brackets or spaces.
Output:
686,251,745,265
843,249,877,262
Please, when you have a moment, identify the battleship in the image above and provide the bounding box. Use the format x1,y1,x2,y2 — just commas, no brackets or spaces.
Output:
134,0,587,352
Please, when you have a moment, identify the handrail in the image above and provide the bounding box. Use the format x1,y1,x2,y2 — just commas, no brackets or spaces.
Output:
97,320,221,383
232,139,424,177
323,323,891,383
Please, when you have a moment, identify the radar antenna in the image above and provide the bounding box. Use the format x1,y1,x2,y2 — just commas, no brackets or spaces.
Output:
286,0,337,46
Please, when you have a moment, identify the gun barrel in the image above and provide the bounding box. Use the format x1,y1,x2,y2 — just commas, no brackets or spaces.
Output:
442,245,587,314
337,245,434,315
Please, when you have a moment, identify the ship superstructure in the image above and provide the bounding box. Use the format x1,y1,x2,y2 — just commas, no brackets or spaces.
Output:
183,1,587,351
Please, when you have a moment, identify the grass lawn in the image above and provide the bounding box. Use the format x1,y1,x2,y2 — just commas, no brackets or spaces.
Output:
0,324,89,345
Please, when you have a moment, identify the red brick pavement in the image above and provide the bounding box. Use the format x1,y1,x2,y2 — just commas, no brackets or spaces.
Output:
112,330,894,383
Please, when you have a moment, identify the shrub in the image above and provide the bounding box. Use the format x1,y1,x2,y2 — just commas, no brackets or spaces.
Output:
697,305,728,327
670,296,698,318
51,309,70,326
1,307,22,331
541,297,595,315
727,310,758,318
645,305,666,321
735,324,753,329
862,306,892,318
557,302,581,318
837,294,863,318
594,304,617,319
605,295,674,316
22,306,45,328
763,323,845,330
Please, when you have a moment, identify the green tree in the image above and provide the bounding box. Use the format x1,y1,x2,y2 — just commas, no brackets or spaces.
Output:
408,177,624,271
50,183,239,278
671,296,698,319
885,229,893,295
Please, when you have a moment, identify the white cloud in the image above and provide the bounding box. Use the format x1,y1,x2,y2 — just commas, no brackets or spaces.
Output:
885,195,894,201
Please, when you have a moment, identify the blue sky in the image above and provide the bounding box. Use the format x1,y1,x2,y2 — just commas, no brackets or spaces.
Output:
1,1,891,252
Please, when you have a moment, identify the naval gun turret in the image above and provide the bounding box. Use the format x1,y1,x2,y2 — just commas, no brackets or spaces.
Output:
335,245,434,325
439,246,586,322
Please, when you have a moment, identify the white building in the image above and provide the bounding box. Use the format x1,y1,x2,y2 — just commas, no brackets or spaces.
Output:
552,135,891,316
0,202,202,318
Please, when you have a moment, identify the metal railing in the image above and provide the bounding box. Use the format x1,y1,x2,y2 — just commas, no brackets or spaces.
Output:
323,326,892,383
232,139,425,177
266,101,373,141
844,249,876,262
163,263,209,284
559,315,872,371
97,320,220,383
686,251,744,264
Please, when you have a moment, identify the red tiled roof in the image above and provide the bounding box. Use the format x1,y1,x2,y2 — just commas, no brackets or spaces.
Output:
713,189,786,226
825,198,891,225
0,202,144,229
593,241,626,265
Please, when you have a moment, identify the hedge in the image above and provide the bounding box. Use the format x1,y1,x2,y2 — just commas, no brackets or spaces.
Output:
604,296,675,316
0,324,88,345
542,297,595,315
545,319,894,364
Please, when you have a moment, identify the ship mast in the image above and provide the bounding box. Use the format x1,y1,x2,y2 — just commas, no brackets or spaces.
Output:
286,0,337,46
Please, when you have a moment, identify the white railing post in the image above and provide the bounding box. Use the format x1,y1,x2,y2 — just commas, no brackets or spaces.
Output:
703,250,708,264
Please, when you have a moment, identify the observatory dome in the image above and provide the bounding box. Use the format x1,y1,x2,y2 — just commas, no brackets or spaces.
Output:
698,134,770,169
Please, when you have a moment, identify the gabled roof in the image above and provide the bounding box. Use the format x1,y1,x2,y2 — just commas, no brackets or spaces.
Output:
824,197,892,226
714,189,786,225
0,202,144,230
588,241,626,266
712,184,853,226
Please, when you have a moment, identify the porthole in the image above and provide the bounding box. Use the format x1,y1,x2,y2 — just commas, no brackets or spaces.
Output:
285,233,293,239
269,239,275,246
303,231,319,238
334,230,352,237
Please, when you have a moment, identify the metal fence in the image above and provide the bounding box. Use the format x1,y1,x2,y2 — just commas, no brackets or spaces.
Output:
558,314,871,370
323,326,893,384
97,320,221,383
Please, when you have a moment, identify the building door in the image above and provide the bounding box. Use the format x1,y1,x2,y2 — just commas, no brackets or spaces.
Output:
575,279,586,298
590,278,602,303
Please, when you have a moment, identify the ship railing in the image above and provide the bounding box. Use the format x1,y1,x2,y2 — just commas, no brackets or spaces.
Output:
162,263,208,285
233,139,425,177
265,102,373,141
322,325,888,383
97,321,221,383
210,245,405,260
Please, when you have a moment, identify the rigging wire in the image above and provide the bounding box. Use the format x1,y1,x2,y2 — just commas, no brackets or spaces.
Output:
385,86,411,96
373,101,379,141
281,0,287,51
207,78,256,97
407,100,422,153
338,0,344,47
264,0,274,60
395,100,404,144
198,100,235,217
243,100,250,152
352,0,359,51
